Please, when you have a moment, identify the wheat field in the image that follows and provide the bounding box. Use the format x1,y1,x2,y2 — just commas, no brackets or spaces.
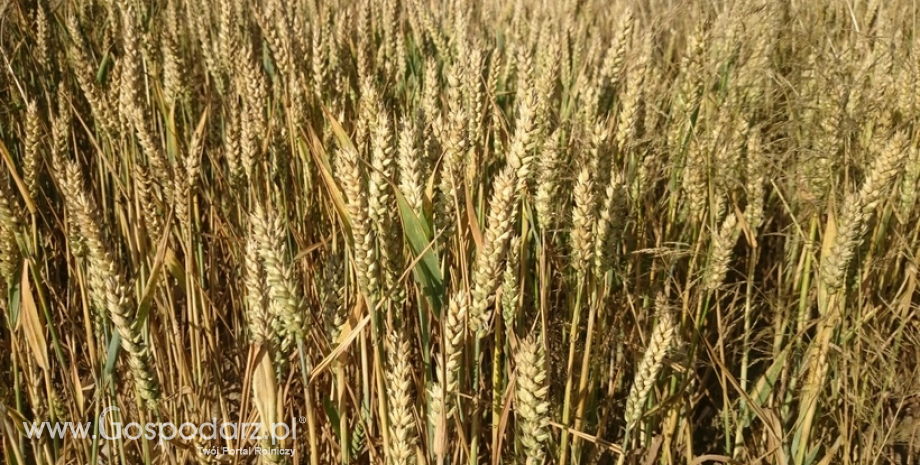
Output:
1,0,919,463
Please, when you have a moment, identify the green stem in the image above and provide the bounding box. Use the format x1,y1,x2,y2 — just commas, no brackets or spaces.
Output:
470,336,482,465
558,274,585,465
336,362,350,465
297,339,321,465
366,295,390,457
572,277,599,464
491,303,503,452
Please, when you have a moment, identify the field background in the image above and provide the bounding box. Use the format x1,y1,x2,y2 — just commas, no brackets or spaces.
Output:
1,0,920,463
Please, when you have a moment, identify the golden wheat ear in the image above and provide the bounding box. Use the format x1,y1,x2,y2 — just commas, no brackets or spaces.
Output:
621,294,678,461
515,331,550,465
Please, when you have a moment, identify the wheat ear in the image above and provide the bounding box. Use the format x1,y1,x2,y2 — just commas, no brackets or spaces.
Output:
397,116,426,215
594,172,627,277
250,204,306,357
501,235,522,333
470,165,518,336
704,212,741,291
535,129,563,230
571,162,596,276
622,296,677,453
0,173,22,285
428,290,468,461
821,130,909,289
385,332,418,465
245,257,284,465
23,100,41,201
61,160,160,409
515,332,550,465
435,65,468,239
337,146,379,299
369,108,405,308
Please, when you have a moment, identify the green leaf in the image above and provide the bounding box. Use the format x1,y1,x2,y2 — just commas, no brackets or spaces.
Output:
322,396,341,437
741,346,789,428
103,333,121,388
394,189,444,316
8,280,20,329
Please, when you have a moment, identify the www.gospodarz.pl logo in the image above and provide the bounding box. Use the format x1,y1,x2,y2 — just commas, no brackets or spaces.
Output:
23,407,301,445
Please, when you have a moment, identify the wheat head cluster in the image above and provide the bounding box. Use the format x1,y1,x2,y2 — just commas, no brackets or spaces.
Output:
1,0,920,463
